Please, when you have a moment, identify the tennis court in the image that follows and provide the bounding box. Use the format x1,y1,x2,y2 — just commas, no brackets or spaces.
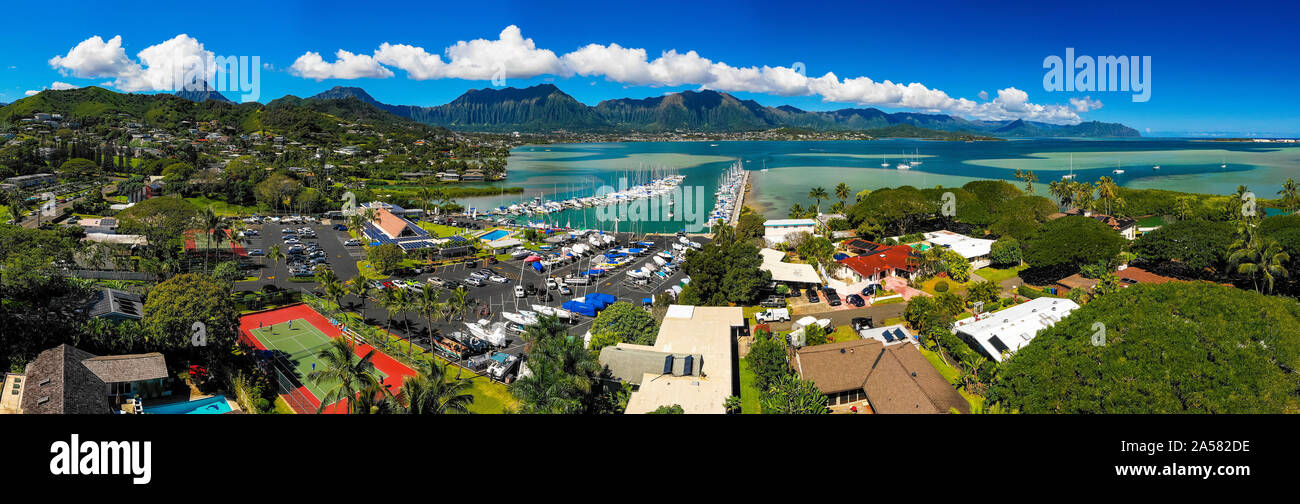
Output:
239,304,415,414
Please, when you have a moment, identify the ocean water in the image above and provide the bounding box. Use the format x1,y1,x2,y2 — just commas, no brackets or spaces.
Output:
455,139,1300,231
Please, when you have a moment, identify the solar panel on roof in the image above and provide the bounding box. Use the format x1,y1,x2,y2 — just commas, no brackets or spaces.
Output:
881,330,894,342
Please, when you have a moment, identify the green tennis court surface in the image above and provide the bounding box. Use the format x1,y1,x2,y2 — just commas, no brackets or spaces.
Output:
249,318,387,403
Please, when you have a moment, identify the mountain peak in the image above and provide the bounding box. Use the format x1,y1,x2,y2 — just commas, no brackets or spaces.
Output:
175,81,232,103
309,86,381,106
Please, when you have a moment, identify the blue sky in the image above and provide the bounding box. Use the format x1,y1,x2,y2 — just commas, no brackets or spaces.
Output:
2,0,1297,135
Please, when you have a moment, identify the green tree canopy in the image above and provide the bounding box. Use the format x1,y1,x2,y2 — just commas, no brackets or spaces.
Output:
1131,219,1234,271
142,273,238,355
987,282,1300,413
589,301,659,350
1022,216,1126,272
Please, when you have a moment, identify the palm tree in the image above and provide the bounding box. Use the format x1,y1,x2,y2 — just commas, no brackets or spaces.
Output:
788,203,804,219
1014,169,1038,194
308,338,387,414
400,361,474,414
1228,236,1290,294
1048,180,1073,209
347,276,372,318
266,245,284,274
1278,178,1299,214
808,187,829,215
446,287,470,323
834,182,850,210
199,206,224,273
416,286,443,351
1095,176,1123,216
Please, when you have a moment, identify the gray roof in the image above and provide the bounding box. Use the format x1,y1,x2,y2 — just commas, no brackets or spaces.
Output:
598,346,702,385
21,345,110,414
81,353,168,383
87,288,144,320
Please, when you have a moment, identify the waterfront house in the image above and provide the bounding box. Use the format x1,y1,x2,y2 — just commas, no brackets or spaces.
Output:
952,297,1080,362
763,218,817,246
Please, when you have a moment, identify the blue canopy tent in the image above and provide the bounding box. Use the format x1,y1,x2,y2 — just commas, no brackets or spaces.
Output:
532,262,543,272
562,300,598,317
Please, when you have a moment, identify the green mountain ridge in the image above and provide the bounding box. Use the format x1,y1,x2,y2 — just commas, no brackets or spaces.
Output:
309,84,1139,137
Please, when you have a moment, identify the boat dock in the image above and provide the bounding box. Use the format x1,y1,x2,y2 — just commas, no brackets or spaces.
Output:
729,170,749,225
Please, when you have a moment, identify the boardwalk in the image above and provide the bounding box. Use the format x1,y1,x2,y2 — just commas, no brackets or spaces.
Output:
728,170,750,226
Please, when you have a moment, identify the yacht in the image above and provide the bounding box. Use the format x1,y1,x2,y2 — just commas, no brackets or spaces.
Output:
1113,160,1124,175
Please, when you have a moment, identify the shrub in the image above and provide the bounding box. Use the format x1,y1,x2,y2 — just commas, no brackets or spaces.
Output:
934,280,949,292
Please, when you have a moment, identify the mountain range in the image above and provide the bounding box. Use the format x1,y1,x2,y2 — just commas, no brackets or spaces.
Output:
305,84,1140,137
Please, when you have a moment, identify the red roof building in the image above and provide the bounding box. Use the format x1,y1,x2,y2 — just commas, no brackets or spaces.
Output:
837,243,917,283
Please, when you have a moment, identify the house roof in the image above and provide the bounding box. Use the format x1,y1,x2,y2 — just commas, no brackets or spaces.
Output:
1116,266,1180,285
21,345,109,414
838,245,915,278
81,353,168,383
759,248,822,284
953,297,1080,362
617,305,742,414
598,346,703,385
922,230,993,260
373,207,413,239
793,339,968,414
1056,274,1099,291
86,288,145,320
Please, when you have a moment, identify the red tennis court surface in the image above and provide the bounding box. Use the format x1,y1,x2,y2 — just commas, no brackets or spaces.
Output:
239,303,416,414
185,229,246,257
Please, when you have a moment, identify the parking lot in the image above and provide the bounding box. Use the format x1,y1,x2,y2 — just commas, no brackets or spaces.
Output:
235,216,703,370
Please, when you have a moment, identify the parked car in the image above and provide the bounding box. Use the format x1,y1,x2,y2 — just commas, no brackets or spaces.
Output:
861,284,881,297
249,249,264,256
344,238,361,246
332,224,348,231
755,308,790,323
846,294,865,307
559,285,573,295
463,277,485,287
825,291,842,307
489,275,509,283
807,289,820,303
851,317,874,331
759,296,786,308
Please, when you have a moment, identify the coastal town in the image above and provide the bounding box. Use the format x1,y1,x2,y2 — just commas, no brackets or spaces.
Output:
3,82,1298,418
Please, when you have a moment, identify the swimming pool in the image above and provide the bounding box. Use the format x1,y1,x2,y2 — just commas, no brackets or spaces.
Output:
143,395,233,414
480,229,511,241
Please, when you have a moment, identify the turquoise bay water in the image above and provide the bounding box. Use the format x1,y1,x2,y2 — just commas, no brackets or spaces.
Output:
456,139,1300,232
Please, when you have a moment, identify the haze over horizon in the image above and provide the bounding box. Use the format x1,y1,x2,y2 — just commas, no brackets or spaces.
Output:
2,0,1296,136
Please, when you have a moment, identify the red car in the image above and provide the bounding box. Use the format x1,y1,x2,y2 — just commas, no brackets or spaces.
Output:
382,281,396,290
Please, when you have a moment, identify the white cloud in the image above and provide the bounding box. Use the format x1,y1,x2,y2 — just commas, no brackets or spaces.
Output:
49,34,227,92
1069,95,1103,113
289,25,1089,123
289,50,393,80
24,81,82,96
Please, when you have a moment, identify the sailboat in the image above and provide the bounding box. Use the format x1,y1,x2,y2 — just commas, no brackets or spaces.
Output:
880,156,890,168
896,151,911,170
910,148,923,166
1113,160,1125,174
1061,153,1076,179
1221,156,1227,168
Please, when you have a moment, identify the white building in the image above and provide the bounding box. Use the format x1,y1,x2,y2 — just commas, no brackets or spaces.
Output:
952,297,1080,362
599,305,744,414
922,230,994,269
758,248,822,286
763,219,817,246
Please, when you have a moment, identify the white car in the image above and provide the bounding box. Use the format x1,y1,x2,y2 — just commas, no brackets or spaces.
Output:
755,308,790,323
489,275,509,283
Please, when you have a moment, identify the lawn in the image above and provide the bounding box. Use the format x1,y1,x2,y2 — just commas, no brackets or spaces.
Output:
355,260,390,280
973,264,1028,284
918,346,984,413
919,276,971,296
1135,215,1168,228
738,358,761,414
185,196,261,217
828,325,859,343
418,222,471,238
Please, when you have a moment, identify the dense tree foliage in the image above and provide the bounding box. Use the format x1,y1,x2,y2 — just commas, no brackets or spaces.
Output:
588,302,659,350
1022,216,1126,272
990,236,1022,267
1131,219,1234,272
987,282,1300,413
679,224,772,306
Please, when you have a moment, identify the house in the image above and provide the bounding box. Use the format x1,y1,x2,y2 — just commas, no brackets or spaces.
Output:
359,206,439,250
4,173,56,189
1058,209,1138,240
84,288,145,322
599,305,744,414
763,218,817,246
1055,274,1098,294
758,248,822,287
1115,266,1182,286
793,338,968,414
815,213,846,231
461,170,486,181
952,297,1080,362
921,230,994,269
78,217,118,234
836,242,917,284
12,344,171,414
